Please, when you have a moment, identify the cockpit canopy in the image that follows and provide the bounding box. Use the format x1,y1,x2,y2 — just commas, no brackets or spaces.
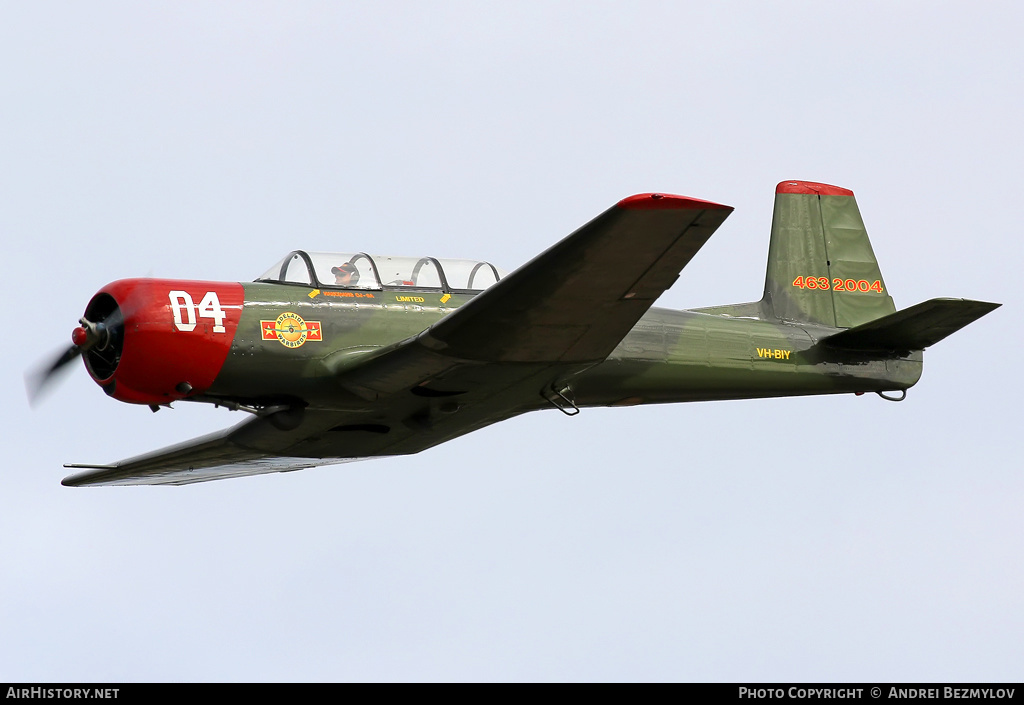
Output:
257,251,507,292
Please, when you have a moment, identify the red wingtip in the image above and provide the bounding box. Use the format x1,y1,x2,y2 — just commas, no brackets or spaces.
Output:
776,180,854,197
617,193,732,210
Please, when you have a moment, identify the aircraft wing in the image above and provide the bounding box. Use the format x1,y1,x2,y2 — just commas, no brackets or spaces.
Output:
339,192,734,397
425,193,733,363
61,412,374,486
63,193,732,486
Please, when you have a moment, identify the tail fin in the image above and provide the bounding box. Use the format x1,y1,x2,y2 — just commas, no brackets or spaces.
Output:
763,180,896,328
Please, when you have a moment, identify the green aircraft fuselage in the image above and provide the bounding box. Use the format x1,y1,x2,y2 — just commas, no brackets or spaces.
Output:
55,181,997,485
207,284,921,412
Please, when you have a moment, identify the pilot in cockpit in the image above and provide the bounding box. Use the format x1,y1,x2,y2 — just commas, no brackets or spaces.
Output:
332,263,360,287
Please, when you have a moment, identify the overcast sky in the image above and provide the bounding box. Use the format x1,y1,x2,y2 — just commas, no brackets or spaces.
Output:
2,1,1021,682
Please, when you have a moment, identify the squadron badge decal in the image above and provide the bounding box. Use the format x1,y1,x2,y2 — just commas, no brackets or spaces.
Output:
260,312,323,348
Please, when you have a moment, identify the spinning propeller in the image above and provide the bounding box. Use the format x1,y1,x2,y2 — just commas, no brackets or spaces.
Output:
26,298,124,405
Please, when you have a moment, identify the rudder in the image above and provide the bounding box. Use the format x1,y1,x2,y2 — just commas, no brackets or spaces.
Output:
763,180,896,328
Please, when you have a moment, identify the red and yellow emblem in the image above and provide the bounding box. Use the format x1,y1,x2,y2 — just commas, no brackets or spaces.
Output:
260,312,323,348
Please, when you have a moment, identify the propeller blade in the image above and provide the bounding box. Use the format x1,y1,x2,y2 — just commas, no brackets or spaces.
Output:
25,344,83,406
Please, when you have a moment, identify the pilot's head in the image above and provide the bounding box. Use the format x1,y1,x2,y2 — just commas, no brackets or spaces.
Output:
332,263,360,287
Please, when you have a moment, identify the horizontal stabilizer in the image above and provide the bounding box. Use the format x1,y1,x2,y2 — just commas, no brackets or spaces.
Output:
822,298,1000,353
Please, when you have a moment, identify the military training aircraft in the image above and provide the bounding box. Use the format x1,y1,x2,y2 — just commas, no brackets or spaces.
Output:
31,180,999,486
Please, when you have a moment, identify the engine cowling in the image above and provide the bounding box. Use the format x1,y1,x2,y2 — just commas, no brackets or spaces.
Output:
81,279,244,405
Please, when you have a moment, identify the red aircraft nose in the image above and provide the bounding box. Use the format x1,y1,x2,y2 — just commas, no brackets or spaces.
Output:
80,278,244,405
71,326,88,347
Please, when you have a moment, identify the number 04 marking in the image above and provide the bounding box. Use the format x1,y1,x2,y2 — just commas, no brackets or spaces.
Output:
169,291,227,333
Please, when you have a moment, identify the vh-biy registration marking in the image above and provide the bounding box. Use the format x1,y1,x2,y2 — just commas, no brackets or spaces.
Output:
756,347,792,360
